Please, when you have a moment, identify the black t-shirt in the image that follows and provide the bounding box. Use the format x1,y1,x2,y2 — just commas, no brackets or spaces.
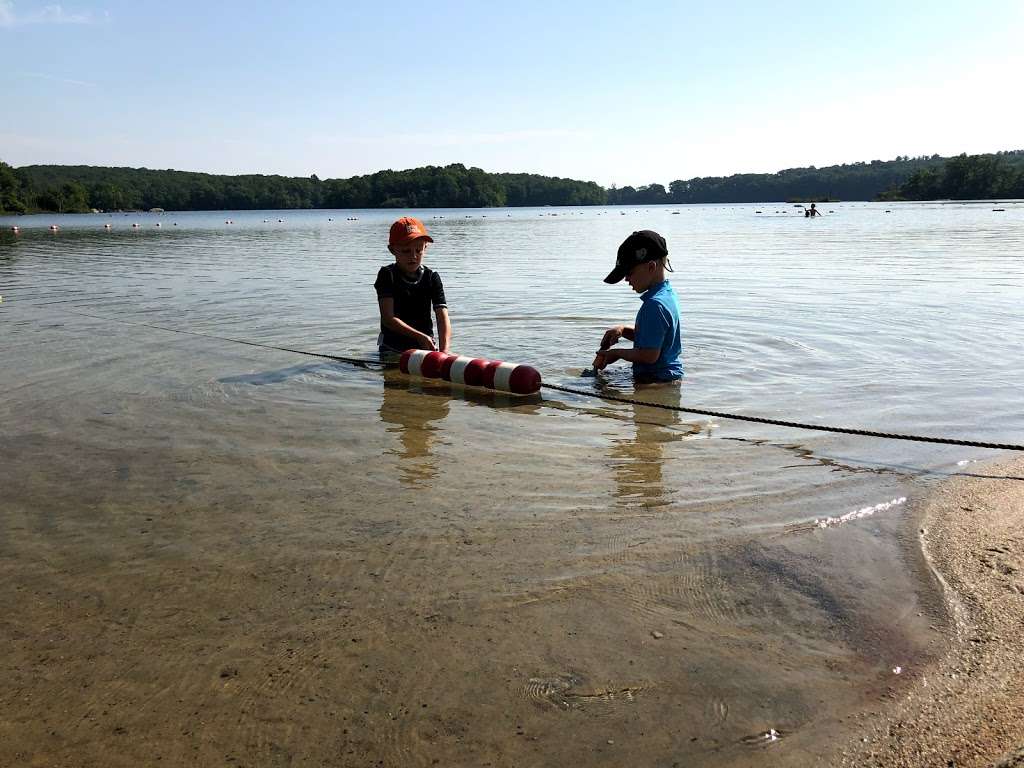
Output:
373,264,447,350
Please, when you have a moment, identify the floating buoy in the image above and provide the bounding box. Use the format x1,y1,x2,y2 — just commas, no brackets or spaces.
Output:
132,223,140,228
49,224,59,231
155,222,162,227
10,226,19,232
399,350,541,395
104,223,112,229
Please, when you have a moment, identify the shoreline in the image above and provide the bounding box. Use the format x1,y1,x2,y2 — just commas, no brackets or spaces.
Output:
839,457,1024,767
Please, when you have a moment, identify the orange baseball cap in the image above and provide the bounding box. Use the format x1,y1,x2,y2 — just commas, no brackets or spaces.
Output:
389,216,434,246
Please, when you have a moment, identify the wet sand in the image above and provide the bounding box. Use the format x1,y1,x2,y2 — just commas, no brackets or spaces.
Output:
0,358,938,768
839,456,1024,767
8,410,1023,767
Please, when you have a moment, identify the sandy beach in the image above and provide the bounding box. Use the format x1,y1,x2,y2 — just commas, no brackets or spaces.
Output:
839,457,1024,767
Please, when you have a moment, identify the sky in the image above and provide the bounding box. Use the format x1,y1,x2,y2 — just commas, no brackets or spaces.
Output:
2,0,1022,187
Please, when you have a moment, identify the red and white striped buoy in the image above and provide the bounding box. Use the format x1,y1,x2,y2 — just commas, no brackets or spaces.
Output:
399,350,541,395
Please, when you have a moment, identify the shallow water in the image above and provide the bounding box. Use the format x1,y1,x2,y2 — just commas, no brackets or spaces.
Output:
2,201,1023,766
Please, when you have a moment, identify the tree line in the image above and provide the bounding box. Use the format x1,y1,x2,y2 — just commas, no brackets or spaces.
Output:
878,151,1024,200
2,151,1022,215
0,163,605,214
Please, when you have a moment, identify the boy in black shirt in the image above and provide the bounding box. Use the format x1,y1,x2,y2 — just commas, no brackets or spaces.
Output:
374,217,451,357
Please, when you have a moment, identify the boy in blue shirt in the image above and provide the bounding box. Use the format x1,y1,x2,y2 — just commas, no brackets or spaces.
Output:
593,230,683,383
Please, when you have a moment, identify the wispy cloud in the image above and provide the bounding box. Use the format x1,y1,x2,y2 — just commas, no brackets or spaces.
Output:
0,1,97,26
20,71,97,87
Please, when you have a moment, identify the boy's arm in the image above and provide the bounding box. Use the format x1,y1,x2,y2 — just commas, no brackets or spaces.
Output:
378,297,437,350
435,307,451,353
594,324,641,368
593,346,659,369
594,304,668,369
600,325,635,349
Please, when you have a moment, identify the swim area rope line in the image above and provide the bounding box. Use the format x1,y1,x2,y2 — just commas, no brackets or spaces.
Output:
54,309,1024,452
63,310,385,369
539,382,1024,451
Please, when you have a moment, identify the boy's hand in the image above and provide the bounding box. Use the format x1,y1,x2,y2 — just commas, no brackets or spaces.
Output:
592,349,619,370
600,326,623,350
412,333,437,351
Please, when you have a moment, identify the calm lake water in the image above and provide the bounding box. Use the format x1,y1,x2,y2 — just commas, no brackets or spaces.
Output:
2,201,1023,766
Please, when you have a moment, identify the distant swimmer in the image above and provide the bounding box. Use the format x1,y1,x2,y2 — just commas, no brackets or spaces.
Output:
805,202,822,218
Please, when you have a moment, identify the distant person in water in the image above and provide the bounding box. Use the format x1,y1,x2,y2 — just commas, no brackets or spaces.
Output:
806,202,822,217
593,230,683,384
373,217,451,359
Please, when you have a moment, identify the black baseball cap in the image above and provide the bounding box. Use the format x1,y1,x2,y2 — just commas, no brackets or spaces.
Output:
603,230,669,284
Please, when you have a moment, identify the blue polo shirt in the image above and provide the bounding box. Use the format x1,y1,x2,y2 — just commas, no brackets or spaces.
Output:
633,280,683,382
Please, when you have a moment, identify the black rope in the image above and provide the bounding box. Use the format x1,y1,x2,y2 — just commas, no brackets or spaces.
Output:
55,308,1023,452
541,382,1024,451
61,310,386,369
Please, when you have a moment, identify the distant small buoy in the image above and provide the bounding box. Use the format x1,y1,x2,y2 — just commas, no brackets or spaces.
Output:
399,350,541,395
10,226,19,232
103,223,112,229
278,219,284,223
49,224,59,231
155,222,161,227
132,223,140,228
993,208,1006,212
328,217,333,221
263,219,269,223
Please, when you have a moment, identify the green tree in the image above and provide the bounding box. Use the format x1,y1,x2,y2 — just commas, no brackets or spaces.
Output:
0,160,28,213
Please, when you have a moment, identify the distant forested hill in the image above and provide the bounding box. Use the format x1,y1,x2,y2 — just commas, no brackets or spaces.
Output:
608,151,1024,205
2,151,1022,214
0,163,604,214
610,155,948,205
878,151,1024,200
